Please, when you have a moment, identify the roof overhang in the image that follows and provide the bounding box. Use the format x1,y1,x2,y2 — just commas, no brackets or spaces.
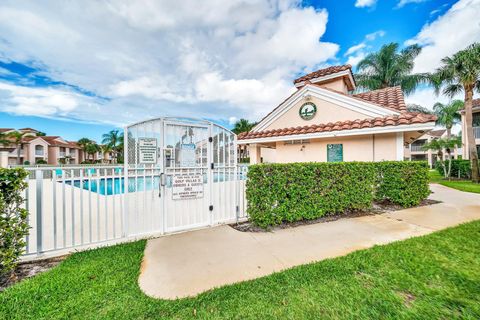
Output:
253,84,400,132
238,122,436,145
294,70,356,91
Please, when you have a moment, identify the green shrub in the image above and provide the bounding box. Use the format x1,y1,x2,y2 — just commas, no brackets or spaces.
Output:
435,159,472,179
0,168,30,281
375,161,430,207
246,161,430,228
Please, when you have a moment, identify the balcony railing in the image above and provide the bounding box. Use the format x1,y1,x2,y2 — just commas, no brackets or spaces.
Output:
59,152,66,157
474,127,480,139
411,145,425,152
35,150,44,156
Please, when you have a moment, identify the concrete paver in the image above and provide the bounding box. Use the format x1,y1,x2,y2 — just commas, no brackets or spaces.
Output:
138,184,480,299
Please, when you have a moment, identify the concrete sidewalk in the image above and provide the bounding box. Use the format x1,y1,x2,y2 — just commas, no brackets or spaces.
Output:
138,184,480,299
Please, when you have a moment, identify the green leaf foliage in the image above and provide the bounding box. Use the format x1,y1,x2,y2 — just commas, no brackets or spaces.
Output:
435,159,475,179
246,161,429,228
0,168,30,280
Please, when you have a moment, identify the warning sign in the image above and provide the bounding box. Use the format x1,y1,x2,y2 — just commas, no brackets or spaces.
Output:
138,138,157,164
172,173,204,200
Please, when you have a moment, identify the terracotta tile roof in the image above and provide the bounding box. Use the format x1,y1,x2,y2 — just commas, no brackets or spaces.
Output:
293,65,352,84
0,128,14,133
473,98,480,107
238,112,436,141
353,86,406,112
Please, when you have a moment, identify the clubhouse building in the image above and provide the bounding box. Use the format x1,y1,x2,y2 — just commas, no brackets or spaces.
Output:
238,65,437,164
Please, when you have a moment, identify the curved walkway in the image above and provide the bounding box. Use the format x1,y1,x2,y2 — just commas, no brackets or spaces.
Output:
138,184,480,299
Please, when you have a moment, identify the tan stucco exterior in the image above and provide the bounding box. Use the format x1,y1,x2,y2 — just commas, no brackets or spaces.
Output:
258,133,398,163
264,95,372,131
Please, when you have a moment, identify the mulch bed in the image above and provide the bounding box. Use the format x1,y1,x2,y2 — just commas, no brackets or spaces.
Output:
231,199,441,233
0,255,68,292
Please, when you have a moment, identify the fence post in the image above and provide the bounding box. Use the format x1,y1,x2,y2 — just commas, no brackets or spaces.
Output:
35,169,43,254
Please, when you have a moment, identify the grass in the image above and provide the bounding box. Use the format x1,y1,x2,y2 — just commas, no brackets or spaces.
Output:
2,222,480,320
429,170,480,194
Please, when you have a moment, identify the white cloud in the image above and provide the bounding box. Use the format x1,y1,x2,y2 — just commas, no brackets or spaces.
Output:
407,0,480,73
0,81,104,120
0,0,339,125
346,52,367,67
404,87,456,110
397,0,428,8
365,30,385,41
355,0,377,8
345,43,366,56
344,30,385,67
228,117,238,125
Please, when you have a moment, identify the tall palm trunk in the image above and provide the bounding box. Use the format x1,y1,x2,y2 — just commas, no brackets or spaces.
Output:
16,143,21,165
465,89,480,182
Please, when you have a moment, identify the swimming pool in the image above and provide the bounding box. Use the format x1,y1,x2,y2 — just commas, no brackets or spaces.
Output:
65,172,246,195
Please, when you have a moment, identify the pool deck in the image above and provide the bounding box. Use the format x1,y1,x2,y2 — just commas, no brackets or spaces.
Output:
138,184,480,299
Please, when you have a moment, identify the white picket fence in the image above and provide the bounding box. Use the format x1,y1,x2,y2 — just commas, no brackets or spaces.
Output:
20,164,248,259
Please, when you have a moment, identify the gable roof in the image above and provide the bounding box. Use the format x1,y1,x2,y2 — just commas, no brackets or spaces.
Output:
294,65,352,84
252,84,400,133
238,112,436,141
293,64,356,91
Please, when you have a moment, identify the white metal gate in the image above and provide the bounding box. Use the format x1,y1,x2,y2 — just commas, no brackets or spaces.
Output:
124,117,239,236
19,117,247,259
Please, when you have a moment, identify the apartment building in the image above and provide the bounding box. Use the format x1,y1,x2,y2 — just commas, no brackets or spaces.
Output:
0,128,84,167
404,129,462,168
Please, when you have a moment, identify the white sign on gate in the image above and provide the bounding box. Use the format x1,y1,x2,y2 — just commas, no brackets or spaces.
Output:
179,143,196,167
138,138,157,164
172,173,204,200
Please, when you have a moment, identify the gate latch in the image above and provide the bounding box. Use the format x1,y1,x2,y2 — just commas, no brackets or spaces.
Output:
209,205,214,211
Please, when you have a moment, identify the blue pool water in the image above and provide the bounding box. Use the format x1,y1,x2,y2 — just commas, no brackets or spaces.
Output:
64,172,246,195
65,177,158,195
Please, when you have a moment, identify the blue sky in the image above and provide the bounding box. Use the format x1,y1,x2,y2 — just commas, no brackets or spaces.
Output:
0,0,477,142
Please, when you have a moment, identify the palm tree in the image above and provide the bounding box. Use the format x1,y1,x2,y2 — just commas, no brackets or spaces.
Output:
7,131,27,165
85,143,100,162
100,144,113,164
232,119,256,134
430,42,480,182
433,100,463,138
422,136,462,179
102,130,122,163
407,104,434,114
0,132,10,146
78,138,92,162
355,42,428,95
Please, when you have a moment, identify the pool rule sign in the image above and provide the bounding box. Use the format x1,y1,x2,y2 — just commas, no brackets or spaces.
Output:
172,173,204,200
138,138,157,164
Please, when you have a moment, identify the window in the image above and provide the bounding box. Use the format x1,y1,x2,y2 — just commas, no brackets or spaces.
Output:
473,113,480,127
35,145,44,156
284,139,310,145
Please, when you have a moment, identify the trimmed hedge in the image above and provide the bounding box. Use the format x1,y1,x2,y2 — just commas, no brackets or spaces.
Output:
375,161,430,207
0,168,30,281
246,161,429,228
435,159,472,179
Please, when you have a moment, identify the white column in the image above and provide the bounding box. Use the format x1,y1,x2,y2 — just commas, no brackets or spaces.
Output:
249,144,262,164
396,132,404,161
0,151,9,167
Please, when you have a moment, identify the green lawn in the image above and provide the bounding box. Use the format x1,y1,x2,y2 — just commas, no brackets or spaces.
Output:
2,221,480,319
429,170,480,193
